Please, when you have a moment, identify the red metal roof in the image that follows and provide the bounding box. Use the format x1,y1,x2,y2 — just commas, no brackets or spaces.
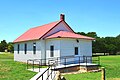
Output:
13,21,61,43
46,31,95,40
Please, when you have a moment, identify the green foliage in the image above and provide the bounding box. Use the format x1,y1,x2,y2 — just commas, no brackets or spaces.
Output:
87,32,98,38
0,40,7,52
76,32,98,38
77,32,87,36
0,40,14,52
7,42,14,53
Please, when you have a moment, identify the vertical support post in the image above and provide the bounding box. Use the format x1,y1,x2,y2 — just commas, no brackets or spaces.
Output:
83,56,85,63
54,64,55,75
42,75,43,80
74,56,75,64
57,57,58,66
47,70,49,80
64,58,66,67
86,57,87,66
79,56,80,65
101,67,105,80
51,65,52,79
27,60,28,69
44,58,46,65
39,61,40,72
91,56,92,63
33,60,34,71
41,59,42,66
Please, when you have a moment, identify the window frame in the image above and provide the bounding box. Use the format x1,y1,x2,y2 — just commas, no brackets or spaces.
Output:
50,45,54,57
33,43,36,54
75,47,78,55
17,44,19,54
24,43,27,54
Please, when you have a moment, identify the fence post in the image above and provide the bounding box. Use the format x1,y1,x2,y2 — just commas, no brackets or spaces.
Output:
101,67,105,80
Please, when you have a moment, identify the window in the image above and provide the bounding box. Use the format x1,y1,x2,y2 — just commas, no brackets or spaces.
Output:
17,44,19,54
50,45,54,57
75,47,78,55
33,43,36,54
24,43,27,54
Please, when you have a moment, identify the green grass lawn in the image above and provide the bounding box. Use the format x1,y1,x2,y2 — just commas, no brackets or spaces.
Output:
1,53,120,80
63,55,120,80
0,53,37,80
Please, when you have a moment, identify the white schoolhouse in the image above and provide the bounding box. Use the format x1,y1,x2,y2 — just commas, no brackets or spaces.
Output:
13,14,95,64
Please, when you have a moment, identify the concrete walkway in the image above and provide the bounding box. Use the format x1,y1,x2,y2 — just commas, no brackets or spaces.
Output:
29,63,98,80
55,63,98,69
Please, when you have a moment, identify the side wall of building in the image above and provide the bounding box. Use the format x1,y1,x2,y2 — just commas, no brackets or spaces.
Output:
14,40,42,63
60,38,92,57
45,39,60,59
60,38,92,63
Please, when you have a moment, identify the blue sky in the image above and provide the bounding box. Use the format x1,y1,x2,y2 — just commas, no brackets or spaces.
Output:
0,0,120,42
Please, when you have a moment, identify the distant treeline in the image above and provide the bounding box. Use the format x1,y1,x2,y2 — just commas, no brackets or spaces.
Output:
0,40,13,52
77,32,120,55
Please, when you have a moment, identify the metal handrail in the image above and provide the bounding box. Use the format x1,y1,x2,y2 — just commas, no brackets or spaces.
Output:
27,56,100,80
36,62,57,80
27,56,100,71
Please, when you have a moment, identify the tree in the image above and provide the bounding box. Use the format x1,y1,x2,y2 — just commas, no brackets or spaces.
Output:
87,32,98,38
105,44,117,54
7,42,14,52
92,37,107,53
77,32,120,55
76,32,87,36
116,34,120,39
0,40,8,52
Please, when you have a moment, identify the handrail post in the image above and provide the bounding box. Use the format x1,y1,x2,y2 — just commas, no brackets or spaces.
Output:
86,57,87,66
47,68,49,80
64,58,66,67
33,60,34,71
83,56,85,63
41,59,42,66
57,57,58,66
42,75,43,80
91,56,92,63
79,56,80,65
51,65,52,79
54,64,55,74
27,60,28,69
39,61,40,72
74,56,75,64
